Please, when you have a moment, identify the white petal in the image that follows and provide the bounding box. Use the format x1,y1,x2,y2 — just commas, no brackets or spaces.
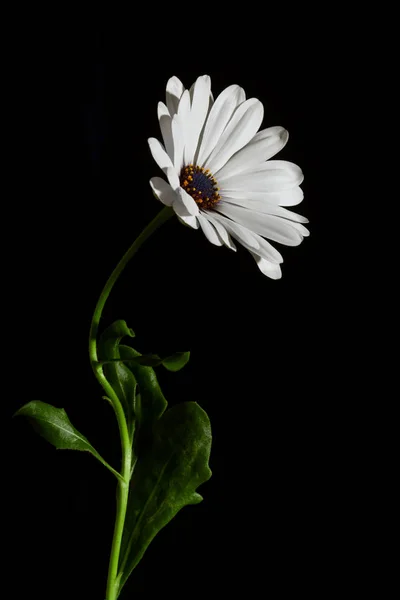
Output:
194,93,215,164
208,211,260,250
214,220,282,264
201,211,237,251
205,99,264,173
197,213,223,246
175,90,191,170
189,76,214,105
250,253,282,279
171,115,184,172
216,126,289,179
221,186,304,206
197,85,246,166
148,137,175,176
214,202,304,246
284,220,310,237
251,126,289,160
242,159,302,177
157,102,174,161
178,88,191,118
208,211,283,267
268,187,304,206
221,195,308,222
165,166,180,190
166,76,185,116
219,160,303,192
176,214,200,229
149,177,177,207
174,187,199,216
184,75,211,165
250,232,283,263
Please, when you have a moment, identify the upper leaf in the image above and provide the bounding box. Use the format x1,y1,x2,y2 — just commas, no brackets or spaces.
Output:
101,351,190,371
118,401,212,593
98,320,137,423
161,351,190,372
119,344,167,434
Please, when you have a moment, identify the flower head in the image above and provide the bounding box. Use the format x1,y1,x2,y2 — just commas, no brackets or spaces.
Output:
148,75,308,279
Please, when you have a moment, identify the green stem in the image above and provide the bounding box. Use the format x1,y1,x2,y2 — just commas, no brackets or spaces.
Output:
88,206,174,600
89,206,174,366
99,367,131,600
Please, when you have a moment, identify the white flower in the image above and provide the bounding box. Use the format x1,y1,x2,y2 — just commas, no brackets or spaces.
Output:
148,75,308,279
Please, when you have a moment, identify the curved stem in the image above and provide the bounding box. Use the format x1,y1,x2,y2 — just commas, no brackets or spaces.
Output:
89,206,174,365
88,205,174,600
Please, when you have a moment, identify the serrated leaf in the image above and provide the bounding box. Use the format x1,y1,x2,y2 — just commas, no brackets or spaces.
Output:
161,351,190,372
118,401,212,593
14,401,123,481
98,320,137,424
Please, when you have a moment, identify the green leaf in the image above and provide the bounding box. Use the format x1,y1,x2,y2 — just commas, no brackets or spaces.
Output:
100,352,190,370
121,354,161,367
15,401,124,482
98,320,137,423
118,401,212,592
100,354,163,367
119,344,167,434
161,351,190,372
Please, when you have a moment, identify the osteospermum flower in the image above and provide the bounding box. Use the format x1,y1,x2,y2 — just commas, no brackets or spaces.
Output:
148,75,309,279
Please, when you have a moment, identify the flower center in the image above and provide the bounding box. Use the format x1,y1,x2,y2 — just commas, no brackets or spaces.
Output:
180,165,221,210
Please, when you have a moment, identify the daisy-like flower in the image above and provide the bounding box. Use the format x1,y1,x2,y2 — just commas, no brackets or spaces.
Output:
148,75,309,279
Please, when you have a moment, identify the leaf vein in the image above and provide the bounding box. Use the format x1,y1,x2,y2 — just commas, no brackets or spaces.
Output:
119,452,174,578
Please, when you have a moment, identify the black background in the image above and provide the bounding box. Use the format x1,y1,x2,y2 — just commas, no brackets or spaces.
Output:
6,17,357,600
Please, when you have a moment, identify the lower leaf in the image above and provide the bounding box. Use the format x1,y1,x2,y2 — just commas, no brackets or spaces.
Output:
118,401,212,593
